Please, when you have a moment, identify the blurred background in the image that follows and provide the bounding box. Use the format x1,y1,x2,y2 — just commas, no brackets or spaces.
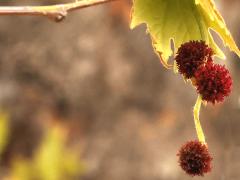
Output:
0,0,239,179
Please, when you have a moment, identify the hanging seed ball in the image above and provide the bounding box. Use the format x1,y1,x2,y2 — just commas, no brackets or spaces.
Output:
177,140,212,176
195,61,232,104
175,41,214,79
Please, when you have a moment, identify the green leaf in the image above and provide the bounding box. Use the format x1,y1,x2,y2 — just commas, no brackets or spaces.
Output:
131,0,240,68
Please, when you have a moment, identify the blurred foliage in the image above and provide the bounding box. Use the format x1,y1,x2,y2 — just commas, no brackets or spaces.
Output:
0,116,85,180
0,112,9,157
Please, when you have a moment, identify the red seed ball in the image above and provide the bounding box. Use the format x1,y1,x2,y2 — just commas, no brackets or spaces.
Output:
195,61,232,104
175,41,214,79
177,140,212,176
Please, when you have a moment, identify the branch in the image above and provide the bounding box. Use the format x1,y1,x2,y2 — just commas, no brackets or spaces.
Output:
0,0,118,22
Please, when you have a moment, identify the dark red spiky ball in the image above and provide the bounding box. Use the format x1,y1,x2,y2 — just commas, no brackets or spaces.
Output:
175,41,214,79
177,141,212,176
194,61,232,104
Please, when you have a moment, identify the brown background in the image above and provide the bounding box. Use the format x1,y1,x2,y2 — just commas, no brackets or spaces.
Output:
0,0,240,179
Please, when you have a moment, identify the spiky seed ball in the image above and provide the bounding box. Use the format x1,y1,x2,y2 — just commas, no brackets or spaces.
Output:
175,41,214,79
177,141,212,176
195,61,232,104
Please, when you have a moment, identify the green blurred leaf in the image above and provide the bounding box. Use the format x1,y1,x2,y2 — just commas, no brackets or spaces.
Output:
0,112,9,155
10,125,85,180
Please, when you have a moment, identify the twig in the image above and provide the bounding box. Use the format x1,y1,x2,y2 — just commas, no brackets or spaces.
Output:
0,0,118,22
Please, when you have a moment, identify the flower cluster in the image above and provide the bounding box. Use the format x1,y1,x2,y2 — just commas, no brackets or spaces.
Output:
177,141,212,176
176,41,232,104
175,41,233,176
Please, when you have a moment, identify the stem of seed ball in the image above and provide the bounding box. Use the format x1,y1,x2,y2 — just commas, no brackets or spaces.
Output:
193,95,206,144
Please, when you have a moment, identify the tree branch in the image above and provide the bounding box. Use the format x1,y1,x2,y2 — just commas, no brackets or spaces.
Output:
0,0,118,22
